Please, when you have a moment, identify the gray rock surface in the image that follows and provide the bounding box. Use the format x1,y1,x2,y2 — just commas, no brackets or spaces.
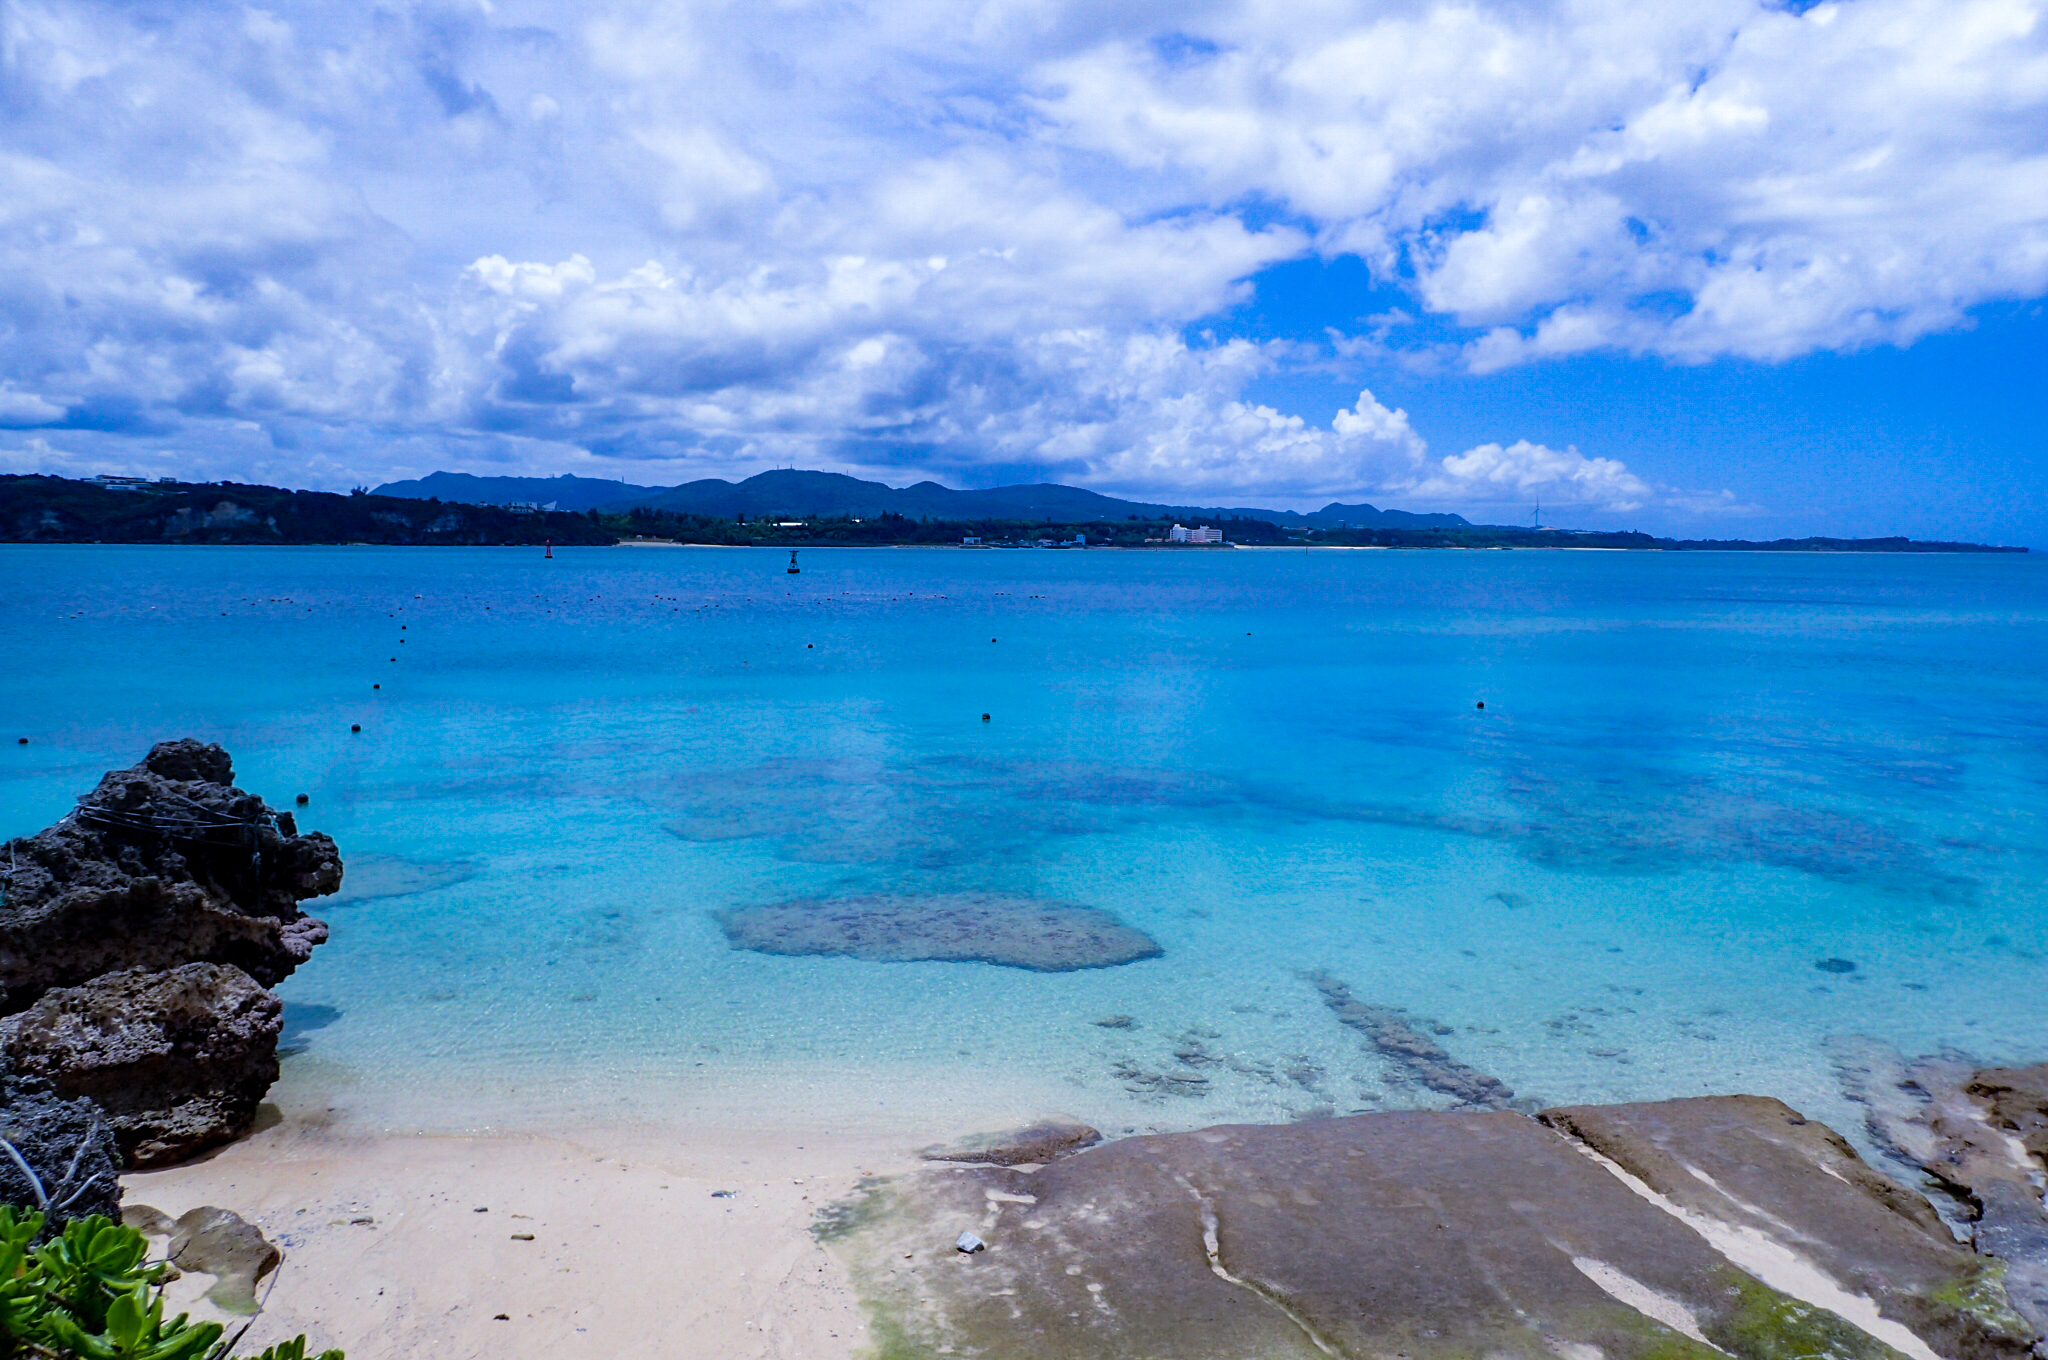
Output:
1830,1041,2048,1342
919,1118,1102,1166
125,1203,282,1314
0,739,339,1012
826,1102,2040,1360
1541,1095,2035,1360
0,1074,121,1227
719,892,1161,971
0,963,283,1168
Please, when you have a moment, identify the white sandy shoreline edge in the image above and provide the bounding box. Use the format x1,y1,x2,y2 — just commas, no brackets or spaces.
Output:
123,1109,924,1359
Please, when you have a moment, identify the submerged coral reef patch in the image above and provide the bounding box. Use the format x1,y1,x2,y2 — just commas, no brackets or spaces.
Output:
1307,969,1516,1110
717,892,1162,971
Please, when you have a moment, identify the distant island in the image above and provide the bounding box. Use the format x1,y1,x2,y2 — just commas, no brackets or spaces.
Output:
0,472,2025,552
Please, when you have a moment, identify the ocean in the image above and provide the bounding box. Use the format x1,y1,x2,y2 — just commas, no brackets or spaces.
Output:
4,543,2043,1152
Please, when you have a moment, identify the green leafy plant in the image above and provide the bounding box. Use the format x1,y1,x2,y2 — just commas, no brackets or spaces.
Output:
0,1207,341,1360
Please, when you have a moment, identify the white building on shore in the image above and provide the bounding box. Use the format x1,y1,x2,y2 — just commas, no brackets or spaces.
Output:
1169,524,1224,544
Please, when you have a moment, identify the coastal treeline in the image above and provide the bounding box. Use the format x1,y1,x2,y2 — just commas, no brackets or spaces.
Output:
0,475,2023,550
0,475,612,546
594,505,1291,546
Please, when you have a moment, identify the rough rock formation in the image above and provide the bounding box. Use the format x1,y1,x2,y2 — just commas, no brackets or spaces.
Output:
0,738,338,1010
919,1118,1102,1166
826,1100,2038,1360
1542,1095,2034,1360
1832,1040,2048,1343
719,892,1162,971
0,1074,122,1228
0,964,283,1168
0,741,340,1170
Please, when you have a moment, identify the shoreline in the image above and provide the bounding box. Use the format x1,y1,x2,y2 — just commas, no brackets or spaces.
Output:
124,1098,911,1359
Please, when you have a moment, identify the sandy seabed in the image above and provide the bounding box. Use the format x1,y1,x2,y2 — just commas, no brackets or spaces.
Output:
124,1111,902,1359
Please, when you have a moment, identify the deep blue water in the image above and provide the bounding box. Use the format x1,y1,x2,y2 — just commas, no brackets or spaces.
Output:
3,544,2044,1143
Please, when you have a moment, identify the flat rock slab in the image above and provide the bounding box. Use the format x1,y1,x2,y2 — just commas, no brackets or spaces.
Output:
718,892,1162,971
825,1104,2040,1360
1542,1096,2034,1360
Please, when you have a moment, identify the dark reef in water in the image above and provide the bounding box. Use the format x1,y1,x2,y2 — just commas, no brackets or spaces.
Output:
718,892,1162,971
1307,969,1516,1110
0,740,342,1167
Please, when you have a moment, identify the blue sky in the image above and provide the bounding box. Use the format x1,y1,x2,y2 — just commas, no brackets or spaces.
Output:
2,0,2045,540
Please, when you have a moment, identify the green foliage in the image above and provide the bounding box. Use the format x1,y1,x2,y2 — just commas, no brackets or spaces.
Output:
0,1208,340,1360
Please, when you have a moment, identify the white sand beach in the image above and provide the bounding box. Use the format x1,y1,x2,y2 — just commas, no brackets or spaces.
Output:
123,1105,914,1359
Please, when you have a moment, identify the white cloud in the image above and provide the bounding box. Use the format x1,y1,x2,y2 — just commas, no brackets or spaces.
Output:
0,390,64,427
1412,441,1653,513
0,0,2042,505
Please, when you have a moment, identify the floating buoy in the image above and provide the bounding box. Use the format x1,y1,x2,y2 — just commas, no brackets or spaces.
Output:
1476,701,1485,709
373,683,380,689
545,540,554,559
787,550,801,575
350,724,362,733
14,737,25,745
981,713,990,722
296,794,309,805
991,638,997,643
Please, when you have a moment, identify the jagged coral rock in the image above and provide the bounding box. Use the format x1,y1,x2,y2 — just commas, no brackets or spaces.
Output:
0,1074,123,1227
0,739,339,1013
0,962,284,1169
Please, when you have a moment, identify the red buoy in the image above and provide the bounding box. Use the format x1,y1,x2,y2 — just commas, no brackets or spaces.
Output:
545,540,554,559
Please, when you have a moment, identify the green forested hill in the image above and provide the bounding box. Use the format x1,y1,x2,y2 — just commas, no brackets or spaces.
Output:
0,476,616,546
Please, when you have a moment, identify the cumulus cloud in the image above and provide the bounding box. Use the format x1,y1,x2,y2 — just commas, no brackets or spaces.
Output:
0,0,2042,504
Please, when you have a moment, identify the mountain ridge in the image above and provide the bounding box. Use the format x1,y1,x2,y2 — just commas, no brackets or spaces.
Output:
370,468,1476,529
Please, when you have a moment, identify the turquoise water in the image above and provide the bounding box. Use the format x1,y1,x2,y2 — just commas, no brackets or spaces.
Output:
3,544,2044,1146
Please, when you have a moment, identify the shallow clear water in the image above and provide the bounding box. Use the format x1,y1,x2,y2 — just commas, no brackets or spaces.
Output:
3,544,2044,1146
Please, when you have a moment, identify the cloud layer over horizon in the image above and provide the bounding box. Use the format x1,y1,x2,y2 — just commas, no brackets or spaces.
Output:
2,0,2045,514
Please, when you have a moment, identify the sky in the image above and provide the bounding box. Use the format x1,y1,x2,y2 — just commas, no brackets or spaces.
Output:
1,0,2045,540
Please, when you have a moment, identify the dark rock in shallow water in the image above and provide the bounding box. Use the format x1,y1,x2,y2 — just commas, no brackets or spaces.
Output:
1307,969,1514,1109
919,1118,1102,1166
0,1074,121,1228
827,1100,2023,1360
0,963,282,1169
1817,957,1858,973
0,739,340,1011
719,892,1162,971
